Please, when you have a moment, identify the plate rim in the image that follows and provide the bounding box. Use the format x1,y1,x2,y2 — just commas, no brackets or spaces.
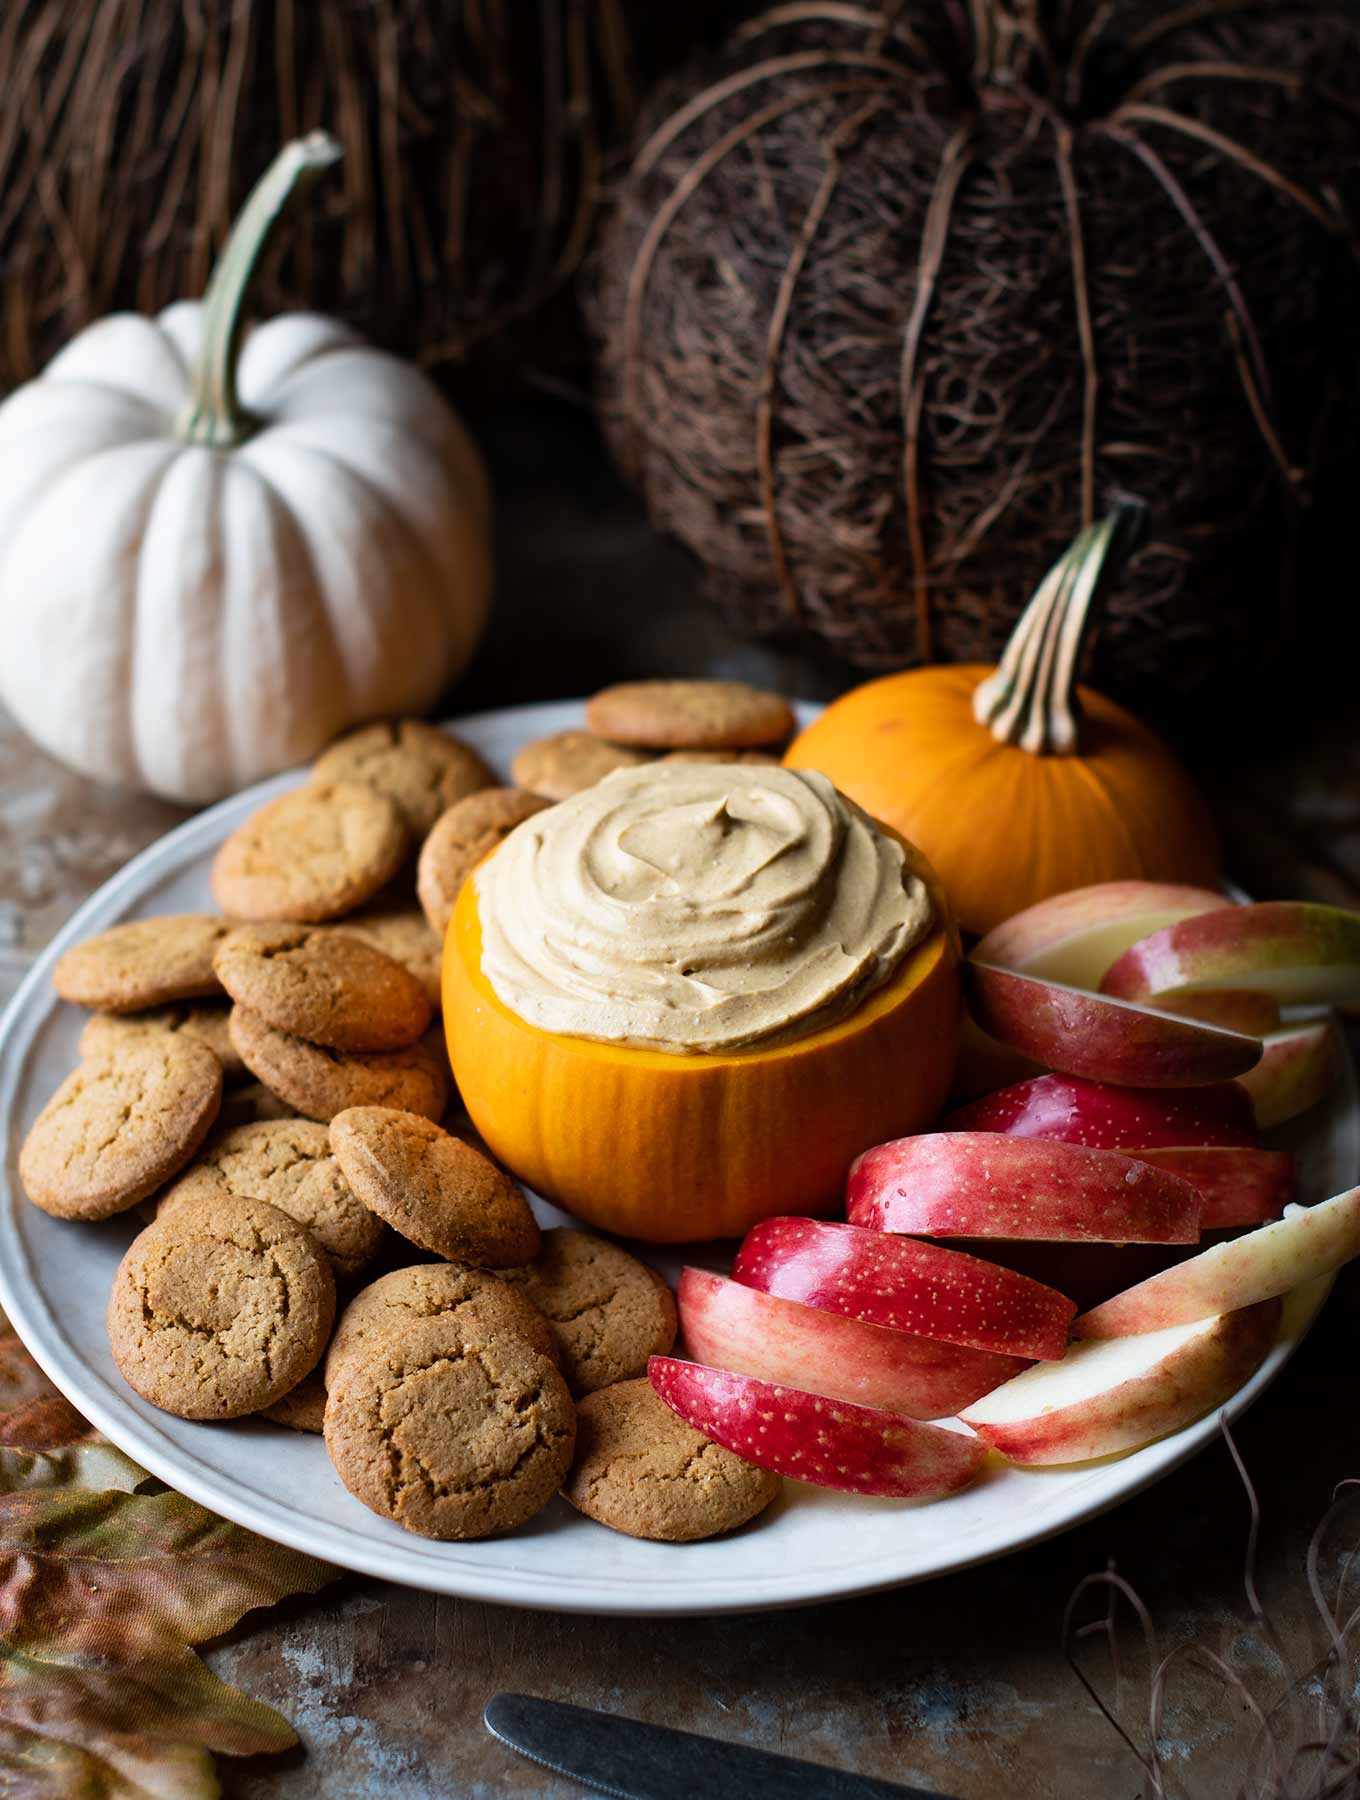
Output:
0,698,1353,1616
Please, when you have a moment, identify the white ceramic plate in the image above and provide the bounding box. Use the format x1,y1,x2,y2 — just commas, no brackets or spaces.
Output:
0,700,1355,1616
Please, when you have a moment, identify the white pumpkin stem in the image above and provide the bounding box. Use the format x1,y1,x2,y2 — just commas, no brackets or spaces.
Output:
972,499,1146,755
178,132,342,449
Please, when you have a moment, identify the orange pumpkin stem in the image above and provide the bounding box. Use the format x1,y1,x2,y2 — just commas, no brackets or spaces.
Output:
972,499,1146,756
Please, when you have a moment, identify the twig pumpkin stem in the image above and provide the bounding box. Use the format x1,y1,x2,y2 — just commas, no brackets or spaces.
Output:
178,132,342,449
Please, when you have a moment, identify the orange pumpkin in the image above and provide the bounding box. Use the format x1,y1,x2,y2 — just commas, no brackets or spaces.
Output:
443,838,961,1243
785,506,1219,939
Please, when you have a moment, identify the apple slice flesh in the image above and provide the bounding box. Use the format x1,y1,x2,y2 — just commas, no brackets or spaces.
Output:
1130,1147,1293,1228
678,1268,1024,1418
649,1356,988,1498
732,1216,1075,1361
945,1074,1259,1150
1150,990,1282,1036
1236,1020,1338,1129
1101,902,1360,1007
960,1298,1281,1465
967,963,1262,1088
848,1132,1203,1244
1074,1187,1360,1338
973,881,1229,991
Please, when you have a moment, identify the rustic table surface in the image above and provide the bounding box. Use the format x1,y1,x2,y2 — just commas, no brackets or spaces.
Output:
2,400,1358,1800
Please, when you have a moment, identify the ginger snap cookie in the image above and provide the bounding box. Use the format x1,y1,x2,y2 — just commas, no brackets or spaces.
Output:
54,916,232,1012
261,1369,328,1433
341,906,443,1010
509,731,651,801
563,1379,779,1541
417,788,551,936
585,680,794,750
157,1119,383,1281
323,1318,575,1540
211,781,407,922
312,720,494,837
80,1002,247,1082
217,1080,296,1130
107,1194,335,1419
328,1108,540,1266
20,1037,222,1221
229,1008,448,1124
659,749,782,766
214,924,432,1052
326,1263,556,1387
500,1229,677,1396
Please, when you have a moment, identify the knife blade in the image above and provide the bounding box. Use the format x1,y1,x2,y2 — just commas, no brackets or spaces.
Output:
484,1694,959,1800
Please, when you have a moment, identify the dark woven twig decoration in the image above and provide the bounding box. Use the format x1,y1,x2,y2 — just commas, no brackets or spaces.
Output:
587,1,1360,699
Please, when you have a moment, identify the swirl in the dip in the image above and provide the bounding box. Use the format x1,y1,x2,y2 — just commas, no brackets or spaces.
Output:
474,762,932,1054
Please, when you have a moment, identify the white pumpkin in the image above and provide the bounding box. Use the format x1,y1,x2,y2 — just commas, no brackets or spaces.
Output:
0,135,491,803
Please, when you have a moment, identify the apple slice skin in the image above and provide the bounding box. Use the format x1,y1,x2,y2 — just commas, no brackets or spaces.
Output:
1131,1148,1293,1229
966,963,1262,1088
847,1133,1203,1245
1148,990,1282,1036
1101,903,1360,1006
678,1268,1025,1418
1237,1021,1338,1129
960,1297,1281,1465
732,1217,1075,1361
944,1074,1259,1150
1074,1186,1360,1338
973,882,1228,990
648,1357,988,1498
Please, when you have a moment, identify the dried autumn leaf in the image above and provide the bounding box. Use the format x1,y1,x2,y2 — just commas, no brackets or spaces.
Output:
0,1313,91,1449
0,1487,336,1799
0,1444,147,1495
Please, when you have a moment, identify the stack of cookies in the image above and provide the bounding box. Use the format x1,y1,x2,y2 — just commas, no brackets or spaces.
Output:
18,688,791,1546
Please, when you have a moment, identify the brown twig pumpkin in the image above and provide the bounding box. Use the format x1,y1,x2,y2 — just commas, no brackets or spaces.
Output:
587,1,1360,701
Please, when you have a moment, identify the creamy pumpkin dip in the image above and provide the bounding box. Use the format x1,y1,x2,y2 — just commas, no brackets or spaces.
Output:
474,761,932,1053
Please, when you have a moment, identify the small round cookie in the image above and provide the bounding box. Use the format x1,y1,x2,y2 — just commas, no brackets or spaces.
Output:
211,781,407,922
659,749,782,766
500,1229,677,1397
323,1318,575,1540
341,907,443,1010
326,1263,556,1387
260,1369,328,1433
417,788,552,936
328,1108,539,1266
563,1379,780,1541
585,680,795,750
80,1002,247,1082
20,1037,222,1221
217,1080,296,1130
107,1194,335,1419
214,924,432,1052
312,720,494,836
157,1119,383,1280
54,916,232,1012
509,731,651,801
229,1008,448,1124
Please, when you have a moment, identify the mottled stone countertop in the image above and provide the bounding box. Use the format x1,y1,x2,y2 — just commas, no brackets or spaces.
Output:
2,402,1359,1799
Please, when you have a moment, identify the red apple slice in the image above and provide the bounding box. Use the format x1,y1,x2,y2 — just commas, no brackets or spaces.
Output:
1130,1147,1293,1228
732,1217,1075,1361
966,963,1262,1087
1073,1187,1360,1338
847,1133,1203,1244
1236,1020,1338,1129
960,1298,1281,1465
649,1357,987,1498
1101,902,1360,1008
1150,990,1282,1036
678,1268,1024,1418
945,1074,1259,1149
973,881,1229,991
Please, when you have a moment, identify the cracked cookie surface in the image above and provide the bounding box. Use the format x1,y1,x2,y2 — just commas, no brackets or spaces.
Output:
54,915,232,1012
326,1262,555,1387
20,1036,223,1220
81,1002,246,1081
229,1008,448,1124
585,680,794,749
328,1108,539,1266
311,721,493,837
107,1193,335,1419
508,731,651,801
324,1317,575,1540
417,788,551,935
214,924,431,1051
261,1368,328,1432
563,1378,779,1541
211,781,407,922
500,1229,677,1396
340,906,444,1010
157,1119,383,1280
